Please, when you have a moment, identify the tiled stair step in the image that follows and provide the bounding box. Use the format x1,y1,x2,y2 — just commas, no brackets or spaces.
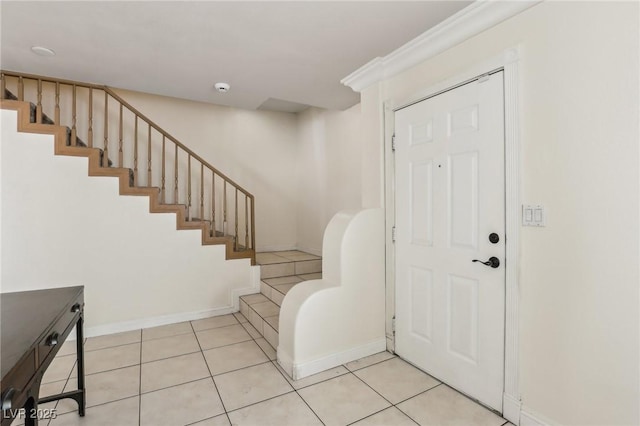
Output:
240,251,323,348
240,274,325,350
239,294,280,350
257,251,322,280
260,273,321,306
256,250,322,306
260,259,322,278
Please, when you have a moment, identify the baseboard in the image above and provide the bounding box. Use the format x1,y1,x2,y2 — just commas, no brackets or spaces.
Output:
83,305,236,338
277,348,295,378
386,335,395,353
520,406,554,426
82,271,261,339
503,393,522,425
291,338,386,380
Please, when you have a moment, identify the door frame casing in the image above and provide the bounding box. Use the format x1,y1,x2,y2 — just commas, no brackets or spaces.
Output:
383,46,522,423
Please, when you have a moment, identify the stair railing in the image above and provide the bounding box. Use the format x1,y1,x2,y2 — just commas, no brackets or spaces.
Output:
1,70,255,263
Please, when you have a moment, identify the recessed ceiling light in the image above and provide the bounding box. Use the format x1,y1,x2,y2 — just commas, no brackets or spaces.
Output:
31,46,55,56
214,82,230,93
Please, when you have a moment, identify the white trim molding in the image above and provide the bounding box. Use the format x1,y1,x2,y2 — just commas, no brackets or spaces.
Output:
502,45,523,425
279,338,386,380
84,305,236,338
82,268,261,338
341,0,540,92
503,393,523,425
520,406,555,426
385,46,523,424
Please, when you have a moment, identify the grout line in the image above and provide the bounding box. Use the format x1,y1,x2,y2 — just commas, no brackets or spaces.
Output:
344,353,396,372
83,340,143,354
192,321,241,334
142,348,202,364
211,360,274,378
49,395,140,421
261,275,304,281
296,393,326,426
345,406,399,426
141,318,234,342
66,316,242,363
392,383,443,406
62,361,139,382
394,402,424,426
232,312,248,324
224,389,298,416
350,371,395,407
421,382,506,421
182,414,227,426
202,338,263,356
194,321,246,333
223,316,324,423
269,360,350,391
54,341,140,361
346,373,437,426
141,329,194,343
240,320,261,339
269,363,325,425
55,393,140,417
190,314,240,332
140,375,211,397
256,260,295,266
199,336,255,353
69,358,139,379
189,321,233,426
39,378,66,422
253,340,276,361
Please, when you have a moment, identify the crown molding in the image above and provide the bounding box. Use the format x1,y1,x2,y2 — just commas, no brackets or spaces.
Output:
341,0,541,92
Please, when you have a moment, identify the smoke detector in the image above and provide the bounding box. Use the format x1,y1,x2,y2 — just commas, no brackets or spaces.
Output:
31,46,55,56
214,82,230,93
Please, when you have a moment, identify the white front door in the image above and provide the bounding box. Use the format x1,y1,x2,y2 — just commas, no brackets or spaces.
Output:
394,71,505,411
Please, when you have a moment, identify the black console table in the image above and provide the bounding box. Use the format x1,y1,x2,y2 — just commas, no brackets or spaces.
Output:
1,286,86,425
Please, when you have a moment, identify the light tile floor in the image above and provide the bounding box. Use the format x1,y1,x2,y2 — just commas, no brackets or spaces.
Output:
28,313,511,426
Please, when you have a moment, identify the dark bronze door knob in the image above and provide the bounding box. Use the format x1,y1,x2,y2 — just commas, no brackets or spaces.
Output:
472,257,500,268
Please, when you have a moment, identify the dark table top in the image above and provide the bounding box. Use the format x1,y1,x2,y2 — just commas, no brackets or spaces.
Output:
1,286,83,379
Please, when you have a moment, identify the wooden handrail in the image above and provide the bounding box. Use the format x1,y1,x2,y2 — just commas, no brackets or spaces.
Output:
1,70,256,261
1,70,253,198
104,88,253,198
1,70,104,90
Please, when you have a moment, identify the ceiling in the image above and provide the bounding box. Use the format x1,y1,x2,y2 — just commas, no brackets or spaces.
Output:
0,1,471,112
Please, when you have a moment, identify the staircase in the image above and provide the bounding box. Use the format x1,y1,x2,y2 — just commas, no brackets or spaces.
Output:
239,251,322,350
0,71,255,264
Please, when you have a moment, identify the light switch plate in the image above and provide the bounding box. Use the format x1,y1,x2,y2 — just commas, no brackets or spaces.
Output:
523,204,545,227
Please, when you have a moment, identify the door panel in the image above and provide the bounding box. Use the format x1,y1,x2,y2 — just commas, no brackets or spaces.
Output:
448,151,479,250
410,266,433,343
395,72,505,411
447,273,479,364
410,161,434,247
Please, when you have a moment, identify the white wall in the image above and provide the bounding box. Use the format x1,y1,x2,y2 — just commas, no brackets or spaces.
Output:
295,106,362,254
279,208,385,379
1,109,256,335
360,2,639,425
112,89,300,252
116,92,364,255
